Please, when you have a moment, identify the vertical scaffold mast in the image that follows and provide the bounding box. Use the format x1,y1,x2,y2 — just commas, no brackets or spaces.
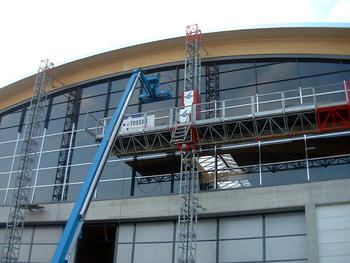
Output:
176,24,202,263
1,60,53,263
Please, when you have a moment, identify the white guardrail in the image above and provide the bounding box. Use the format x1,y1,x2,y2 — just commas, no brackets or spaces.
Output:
90,82,349,137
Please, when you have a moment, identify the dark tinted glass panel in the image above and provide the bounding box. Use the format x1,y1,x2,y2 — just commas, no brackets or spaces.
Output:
71,146,95,164
69,165,90,183
220,62,254,71
0,173,9,188
40,151,60,168
342,71,350,81
125,104,139,114
82,82,108,98
0,127,19,141
77,110,105,130
261,141,307,186
34,186,55,203
36,168,56,186
80,94,107,113
343,61,350,70
262,168,307,186
96,180,131,200
0,141,15,157
300,72,343,87
258,79,299,94
257,62,298,83
0,158,12,173
109,88,140,109
50,102,68,119
108,92,123,110
1,111,22,128
111,78,129,93
310,163,350,182
220,86,256,100
53,93,68,104
141,99,175,112
43,134,63,151
220,67,256,90
158,69,177,97
100,159,132,180
74,130,97,147
133,180,172,197
47,118,65,134
67,183,83,202
298,61,342,77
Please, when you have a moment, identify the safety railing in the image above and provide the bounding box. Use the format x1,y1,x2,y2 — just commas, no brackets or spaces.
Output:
95,81,348,137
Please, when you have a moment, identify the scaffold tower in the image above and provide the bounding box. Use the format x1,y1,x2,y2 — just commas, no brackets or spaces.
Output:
1,60,53,263
176,24,202,263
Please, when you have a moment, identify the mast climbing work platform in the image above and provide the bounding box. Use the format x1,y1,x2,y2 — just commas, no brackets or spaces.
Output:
1,59,53,263
98,81,350,157
175,24,202,263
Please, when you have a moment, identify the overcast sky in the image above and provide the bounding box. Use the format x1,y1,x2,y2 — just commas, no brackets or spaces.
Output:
0,0,349,89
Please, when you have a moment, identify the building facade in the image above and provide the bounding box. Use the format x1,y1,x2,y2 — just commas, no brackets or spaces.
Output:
0,26,350,263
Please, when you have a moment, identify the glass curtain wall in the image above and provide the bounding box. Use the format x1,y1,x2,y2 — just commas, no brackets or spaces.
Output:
0,57,349,204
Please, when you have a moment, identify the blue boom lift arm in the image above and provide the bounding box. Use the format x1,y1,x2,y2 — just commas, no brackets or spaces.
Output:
51,68,170,263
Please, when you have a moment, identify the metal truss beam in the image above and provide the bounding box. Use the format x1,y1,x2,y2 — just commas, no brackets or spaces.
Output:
113,110,318,156
136,154,350,185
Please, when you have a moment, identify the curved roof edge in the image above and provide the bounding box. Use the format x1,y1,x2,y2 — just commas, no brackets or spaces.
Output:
1,26,350,113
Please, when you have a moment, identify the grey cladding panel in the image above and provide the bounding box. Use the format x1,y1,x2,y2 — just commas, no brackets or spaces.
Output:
118,223,134,243
219,239,263,262
266,236,307,261
219,215,262,239
135,221,173,242
33,226,63,243
134,243,172,263
197,241,216,263
30,244,57,263
265,211,306,236
197,219,216,240
116,244,132,263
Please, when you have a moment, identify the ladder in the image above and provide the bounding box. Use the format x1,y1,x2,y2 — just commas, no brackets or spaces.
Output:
1,59,53,263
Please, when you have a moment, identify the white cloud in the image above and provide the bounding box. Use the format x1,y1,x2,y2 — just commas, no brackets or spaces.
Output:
329,0,350,22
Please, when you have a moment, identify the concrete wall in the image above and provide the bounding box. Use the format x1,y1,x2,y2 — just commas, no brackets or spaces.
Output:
1,179,350,262
0,178,348,224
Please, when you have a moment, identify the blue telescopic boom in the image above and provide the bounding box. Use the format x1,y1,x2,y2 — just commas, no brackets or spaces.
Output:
51,69,142,263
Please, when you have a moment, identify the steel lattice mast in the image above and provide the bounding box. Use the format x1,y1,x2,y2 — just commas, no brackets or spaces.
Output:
52,89,81,202
1,60,53,263
176,24,202,263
